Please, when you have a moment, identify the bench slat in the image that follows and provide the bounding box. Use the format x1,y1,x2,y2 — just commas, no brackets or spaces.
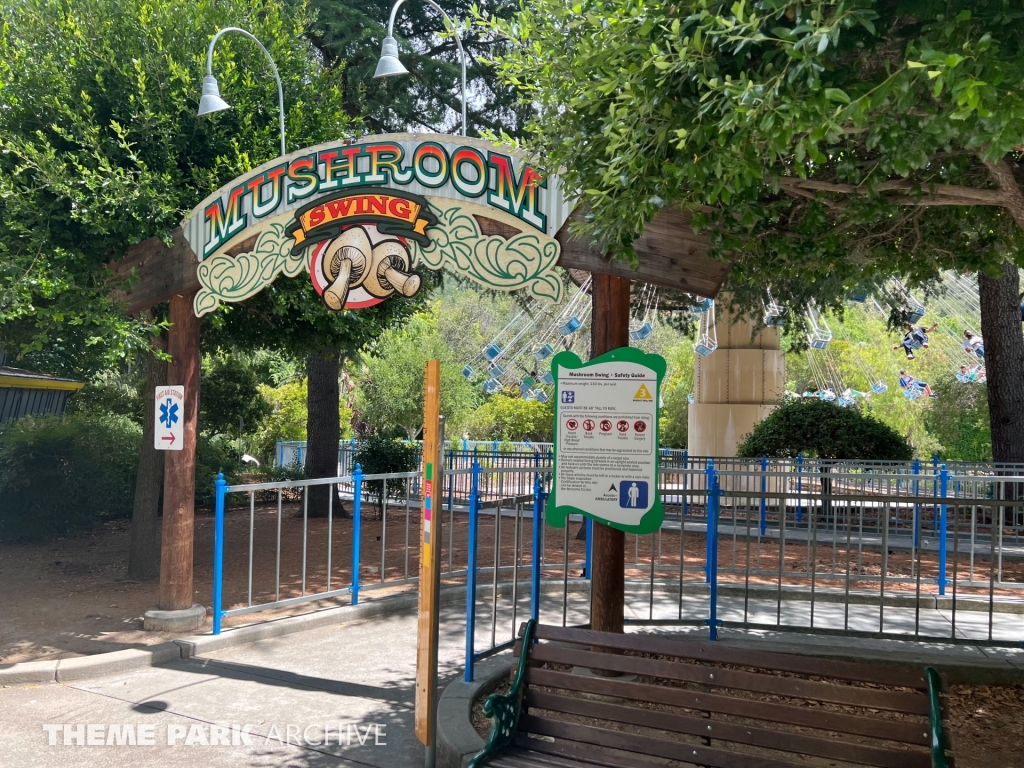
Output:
523,644,930,714
525,689,930,768
525,668,928,745
509,736,674,767
524,623,927,690
520,714,809,768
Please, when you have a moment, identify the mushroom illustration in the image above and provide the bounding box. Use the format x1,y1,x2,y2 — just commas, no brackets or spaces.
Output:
364,239,422,299
320,226,370,310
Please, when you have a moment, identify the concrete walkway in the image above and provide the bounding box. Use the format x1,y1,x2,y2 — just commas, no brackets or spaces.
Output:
3,588,1023,767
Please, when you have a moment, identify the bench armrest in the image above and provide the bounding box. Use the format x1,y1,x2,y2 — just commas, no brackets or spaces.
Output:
467,619,537,768
926,667,950,768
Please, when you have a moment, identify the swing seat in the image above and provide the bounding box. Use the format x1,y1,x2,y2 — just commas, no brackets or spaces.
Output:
534,343,554,361
905,308,925,324
488,363,505,377
694,339,717,357
483,378,502,395
522,390,534,401
692,298,713,313
956,373,971,384
462,365,475,380
559,316,581,336
818,390,837,402
850,293,867,303
484,343,502,360
764,312,785,328
871,381,888,394
808,334,832,350
533,390,549,403
521,376,536,391
903,387,923,401
629,321,653,341
838,396,854,407
687,393,695,404
539,372,554,385
906,336,925,350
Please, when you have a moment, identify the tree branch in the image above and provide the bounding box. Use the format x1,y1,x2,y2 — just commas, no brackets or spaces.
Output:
776,176,1007,207
982,156,1024,231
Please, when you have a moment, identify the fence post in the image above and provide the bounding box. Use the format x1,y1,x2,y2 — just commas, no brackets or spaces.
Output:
913,458,921,548
584,518,593,579
704,460,715,583
212,472,226,635
704,460,722,641
932,454,940,531
352,463,363,606
938,464,949,596
760,456,768,537
796,452,804,525
531,474,543,622
465,458,481,682
683,449,689,517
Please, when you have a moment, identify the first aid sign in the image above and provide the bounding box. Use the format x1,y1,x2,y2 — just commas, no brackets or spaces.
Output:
154,386,184,451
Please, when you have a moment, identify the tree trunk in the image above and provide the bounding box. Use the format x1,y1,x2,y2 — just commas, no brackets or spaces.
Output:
305,348,344,518
978,260,1024,464
127,335,167,581
589,273,631,636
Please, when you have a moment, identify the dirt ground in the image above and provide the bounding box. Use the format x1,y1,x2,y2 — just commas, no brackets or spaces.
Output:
0,499,1019,663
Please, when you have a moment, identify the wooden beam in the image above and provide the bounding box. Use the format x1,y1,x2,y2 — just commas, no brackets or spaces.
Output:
110,227,199,315
159,289,200,611
556,207,730,298
589,273,630,636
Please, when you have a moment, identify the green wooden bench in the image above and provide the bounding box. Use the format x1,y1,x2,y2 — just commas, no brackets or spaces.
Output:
469,620,952,768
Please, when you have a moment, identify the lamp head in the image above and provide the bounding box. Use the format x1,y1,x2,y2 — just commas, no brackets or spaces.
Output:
373,36,409,78
197,74,231,116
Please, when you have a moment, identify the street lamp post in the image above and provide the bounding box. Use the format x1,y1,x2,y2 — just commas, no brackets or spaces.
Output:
198,27,287,156
373,0,468,137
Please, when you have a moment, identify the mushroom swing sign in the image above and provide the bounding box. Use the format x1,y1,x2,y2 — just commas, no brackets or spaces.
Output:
546,347,667,534
180,133,573,317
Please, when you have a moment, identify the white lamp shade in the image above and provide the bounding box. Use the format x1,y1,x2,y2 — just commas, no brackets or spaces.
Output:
373,36,409,78
197,74,231,116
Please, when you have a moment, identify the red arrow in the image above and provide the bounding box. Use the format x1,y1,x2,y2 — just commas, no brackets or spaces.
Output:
161,433,176,444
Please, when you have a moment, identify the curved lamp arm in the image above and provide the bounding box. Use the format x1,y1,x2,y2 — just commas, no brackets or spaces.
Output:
206,27,287,156
385,0,468,136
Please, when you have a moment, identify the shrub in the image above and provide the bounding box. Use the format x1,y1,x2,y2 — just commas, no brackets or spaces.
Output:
466,392,553,442
353,435,418,513
195,433,244,508
0,413,141,542
736,398,912,461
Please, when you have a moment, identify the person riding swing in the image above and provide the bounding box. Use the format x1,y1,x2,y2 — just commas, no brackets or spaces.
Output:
893,322,938,360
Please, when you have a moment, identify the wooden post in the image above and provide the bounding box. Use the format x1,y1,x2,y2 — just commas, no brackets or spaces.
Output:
159,290,200,611
416,360,443,760
590,273,631,634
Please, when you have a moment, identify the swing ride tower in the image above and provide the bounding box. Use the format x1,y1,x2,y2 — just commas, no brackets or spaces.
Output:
688,297,786,457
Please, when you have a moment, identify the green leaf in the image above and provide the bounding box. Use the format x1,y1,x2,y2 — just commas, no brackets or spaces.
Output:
906,61,927,69
824,88,851,104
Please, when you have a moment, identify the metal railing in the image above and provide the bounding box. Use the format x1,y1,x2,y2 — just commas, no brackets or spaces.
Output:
210,458,1024,679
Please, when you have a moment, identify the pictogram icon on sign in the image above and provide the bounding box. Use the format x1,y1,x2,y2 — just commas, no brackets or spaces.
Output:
599,419,613,433
634,420,647,433
616,420,629,432
566,418,579,431
633,383,653,400
583,419,596,431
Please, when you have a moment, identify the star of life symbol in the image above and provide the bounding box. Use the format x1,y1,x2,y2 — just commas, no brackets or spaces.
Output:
159,398,179,429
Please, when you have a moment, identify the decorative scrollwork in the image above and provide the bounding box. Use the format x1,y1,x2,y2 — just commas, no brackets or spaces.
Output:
413,203,563,304
194,223,306,317
467,619,537,768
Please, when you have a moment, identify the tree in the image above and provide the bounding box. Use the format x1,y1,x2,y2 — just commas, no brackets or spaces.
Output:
485,0,1024,461
737,399,912,461
467,391,553,442
356,309,477,439
0,0,357,566
306,0,534,137
199,353,271,439
926,373,992,461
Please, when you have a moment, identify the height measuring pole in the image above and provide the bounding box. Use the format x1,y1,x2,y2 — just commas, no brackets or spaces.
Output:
416,360,444,767
589,274,631,634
